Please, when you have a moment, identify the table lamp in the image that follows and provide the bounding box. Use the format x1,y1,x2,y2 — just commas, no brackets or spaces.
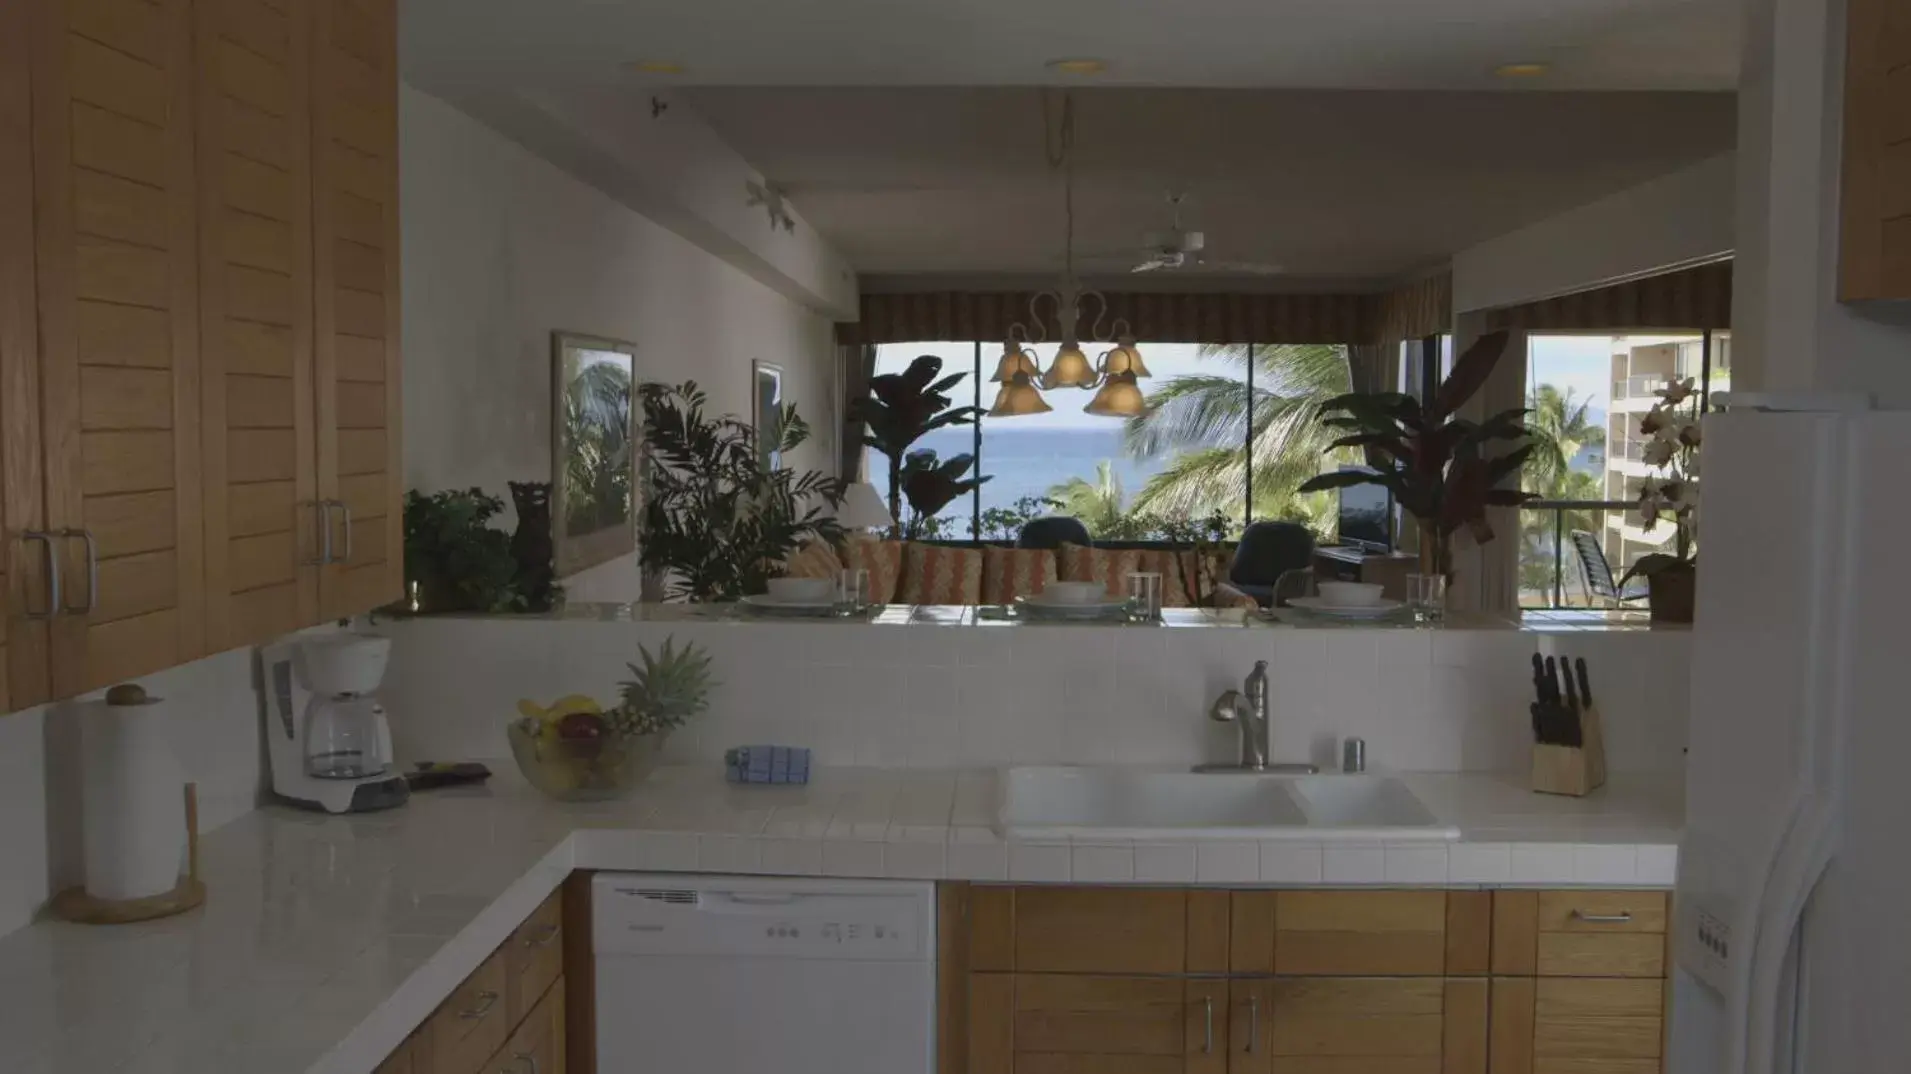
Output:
836,481,895,536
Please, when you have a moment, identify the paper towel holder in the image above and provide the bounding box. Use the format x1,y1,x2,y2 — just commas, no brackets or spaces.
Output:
51,782,205,925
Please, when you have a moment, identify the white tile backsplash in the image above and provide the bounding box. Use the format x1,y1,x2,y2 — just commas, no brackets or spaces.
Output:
383,618,1692,775
1323,845,1387,883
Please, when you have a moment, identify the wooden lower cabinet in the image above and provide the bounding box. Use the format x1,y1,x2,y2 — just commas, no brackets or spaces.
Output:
947,886,1663,1074
378,886,581,1074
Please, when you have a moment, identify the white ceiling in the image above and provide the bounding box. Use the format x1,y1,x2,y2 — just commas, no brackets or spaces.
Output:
686,87,1735,284
401,0,1741,288
402,0,1741,91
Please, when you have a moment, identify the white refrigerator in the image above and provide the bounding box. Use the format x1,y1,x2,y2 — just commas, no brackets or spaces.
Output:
1671,398,1911,1074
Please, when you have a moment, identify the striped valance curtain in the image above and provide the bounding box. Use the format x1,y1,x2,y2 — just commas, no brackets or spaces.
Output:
1481,259,1733,331
1373,271,1453,345
836,291,1377,346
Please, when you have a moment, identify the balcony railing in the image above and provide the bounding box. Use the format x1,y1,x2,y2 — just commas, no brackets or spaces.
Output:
1518,499,1643,609
1612,374,1668,400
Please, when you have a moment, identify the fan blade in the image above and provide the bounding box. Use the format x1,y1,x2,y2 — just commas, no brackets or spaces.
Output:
1130,259,1167,274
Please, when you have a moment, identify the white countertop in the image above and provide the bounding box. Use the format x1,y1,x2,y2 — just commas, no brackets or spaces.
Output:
0,765,1682,1074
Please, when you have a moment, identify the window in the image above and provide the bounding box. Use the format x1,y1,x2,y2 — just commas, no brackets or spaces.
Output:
1519,331,1719,607
862,340,1351,543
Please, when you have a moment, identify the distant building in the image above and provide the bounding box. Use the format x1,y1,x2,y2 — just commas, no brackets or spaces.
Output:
1604,335,1730,571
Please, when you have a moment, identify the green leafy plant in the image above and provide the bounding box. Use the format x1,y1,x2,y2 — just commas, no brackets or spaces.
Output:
1298,330,1537,576
978,495,1065,541
850,355,985,533
897,449,989,539
640,381,844,602
608,637,717,737
401,488,528,612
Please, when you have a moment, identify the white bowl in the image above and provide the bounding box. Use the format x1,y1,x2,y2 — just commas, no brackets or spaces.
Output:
766,577,833,603
1042,581,1107,605
1317,581,1385,607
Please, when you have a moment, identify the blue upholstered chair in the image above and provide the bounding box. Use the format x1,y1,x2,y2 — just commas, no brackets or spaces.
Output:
1228,521,1317,607
1016,516,1092,550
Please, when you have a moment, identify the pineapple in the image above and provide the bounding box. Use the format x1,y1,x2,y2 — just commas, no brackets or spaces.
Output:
609,637,716,738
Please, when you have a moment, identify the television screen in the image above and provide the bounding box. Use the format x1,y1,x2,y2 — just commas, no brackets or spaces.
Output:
1336,469,1393,552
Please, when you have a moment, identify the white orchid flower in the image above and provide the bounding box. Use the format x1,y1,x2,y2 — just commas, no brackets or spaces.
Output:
1655,377,1696,405
1641,438,1678,467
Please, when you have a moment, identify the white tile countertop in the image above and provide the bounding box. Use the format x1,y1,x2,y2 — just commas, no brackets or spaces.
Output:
0,765,1681,1074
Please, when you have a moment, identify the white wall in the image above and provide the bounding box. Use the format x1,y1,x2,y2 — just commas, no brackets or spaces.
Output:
399,85,843,602
1451,152,1737,314
0,648,264,937
382,616,1691,779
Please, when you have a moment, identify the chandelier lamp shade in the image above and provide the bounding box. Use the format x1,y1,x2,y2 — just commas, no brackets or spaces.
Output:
983,91,1153,419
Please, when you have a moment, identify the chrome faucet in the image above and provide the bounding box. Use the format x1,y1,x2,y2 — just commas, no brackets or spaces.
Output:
1196,660,1318,774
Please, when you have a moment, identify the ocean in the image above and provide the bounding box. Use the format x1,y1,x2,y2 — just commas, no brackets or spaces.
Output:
864,425,1166,530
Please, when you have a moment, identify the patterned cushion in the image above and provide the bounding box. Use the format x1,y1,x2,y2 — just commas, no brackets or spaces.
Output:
782,537,845,580
1057,543,1147,599
840,538,905,604
1143,548,1233,607
980,546,1059,603
896,543,983,604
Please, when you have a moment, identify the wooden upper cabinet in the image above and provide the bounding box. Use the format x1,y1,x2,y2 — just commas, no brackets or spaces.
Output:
1839,0,1911,299
31,0,207,695
196,0,320,651
1,0,51,713
312,0,401,620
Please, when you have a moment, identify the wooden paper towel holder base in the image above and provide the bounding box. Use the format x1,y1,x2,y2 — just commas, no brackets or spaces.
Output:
53,783,204,925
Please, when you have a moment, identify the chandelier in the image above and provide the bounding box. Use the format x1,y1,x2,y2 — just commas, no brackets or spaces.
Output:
987,92,1151,418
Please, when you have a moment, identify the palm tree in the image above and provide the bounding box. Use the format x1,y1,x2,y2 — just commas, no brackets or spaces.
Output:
1523,384,1605,493
1122,343,1351,534
563,360,634,532
1046,461,1131,538
1518,384,1609,603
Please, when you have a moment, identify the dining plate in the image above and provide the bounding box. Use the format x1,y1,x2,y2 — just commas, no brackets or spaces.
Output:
740,594,839,616
1015,595,1131,620
1287,596,1407,619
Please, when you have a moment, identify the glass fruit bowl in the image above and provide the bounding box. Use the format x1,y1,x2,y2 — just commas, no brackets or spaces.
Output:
506,716,666,802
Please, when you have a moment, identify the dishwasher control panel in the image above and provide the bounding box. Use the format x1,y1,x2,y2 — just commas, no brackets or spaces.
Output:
594,874,935,961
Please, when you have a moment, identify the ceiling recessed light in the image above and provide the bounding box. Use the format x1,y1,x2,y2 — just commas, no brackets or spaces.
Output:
1047,58,1107,75
630,60,685,75
1494,62,1549,78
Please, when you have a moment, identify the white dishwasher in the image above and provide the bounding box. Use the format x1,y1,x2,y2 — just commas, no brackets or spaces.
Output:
593,873,936,1073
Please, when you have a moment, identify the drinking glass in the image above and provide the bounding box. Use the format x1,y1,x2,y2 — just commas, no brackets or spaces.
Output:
1407,573,1447,624
835,568,870,614
1125,571,1164,622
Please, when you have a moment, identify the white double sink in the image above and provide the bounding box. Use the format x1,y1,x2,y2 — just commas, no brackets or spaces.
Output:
999,766,1461,842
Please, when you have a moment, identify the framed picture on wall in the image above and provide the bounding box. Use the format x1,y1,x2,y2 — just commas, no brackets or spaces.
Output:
552,332,638,576
752,360,785,471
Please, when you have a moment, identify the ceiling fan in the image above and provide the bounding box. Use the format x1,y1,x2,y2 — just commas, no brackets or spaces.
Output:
1089,193,1285,275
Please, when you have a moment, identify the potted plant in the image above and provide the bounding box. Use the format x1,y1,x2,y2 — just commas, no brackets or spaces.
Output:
1297,329,1538,581
1619,376,1701,622
507,637,716,800
640,381,844,601
850,355,987,537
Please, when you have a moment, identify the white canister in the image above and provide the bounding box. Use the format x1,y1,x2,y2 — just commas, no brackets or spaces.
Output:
79,686,187,901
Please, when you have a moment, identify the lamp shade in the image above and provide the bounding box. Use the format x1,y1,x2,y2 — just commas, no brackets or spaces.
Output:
1084,371,1146,417
988,374,1053,416
989,343,1040,383
1043,342,1097,389
835,481,894,531
1103,338,1152,378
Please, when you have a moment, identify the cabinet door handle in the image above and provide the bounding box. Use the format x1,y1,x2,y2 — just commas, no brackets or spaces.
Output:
21,532,61,620
507,1053,539,1074
336,500,354,563
309,502,334,565
523,923,559,948
1572,910,1634,924
1245,994,1258,1054
1202,994,1214,1054
60,529,97,615
459,990,499,1020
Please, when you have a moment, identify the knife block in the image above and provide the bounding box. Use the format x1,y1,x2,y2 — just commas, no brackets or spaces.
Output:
1531,703,1607,797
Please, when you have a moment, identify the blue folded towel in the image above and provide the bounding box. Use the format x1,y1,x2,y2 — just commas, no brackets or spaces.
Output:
725,746,811,785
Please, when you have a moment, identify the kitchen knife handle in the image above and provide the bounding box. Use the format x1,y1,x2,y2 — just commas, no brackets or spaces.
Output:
1576,657,1594,707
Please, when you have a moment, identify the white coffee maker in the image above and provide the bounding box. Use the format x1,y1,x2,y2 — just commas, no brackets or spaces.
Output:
261,634,409,814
